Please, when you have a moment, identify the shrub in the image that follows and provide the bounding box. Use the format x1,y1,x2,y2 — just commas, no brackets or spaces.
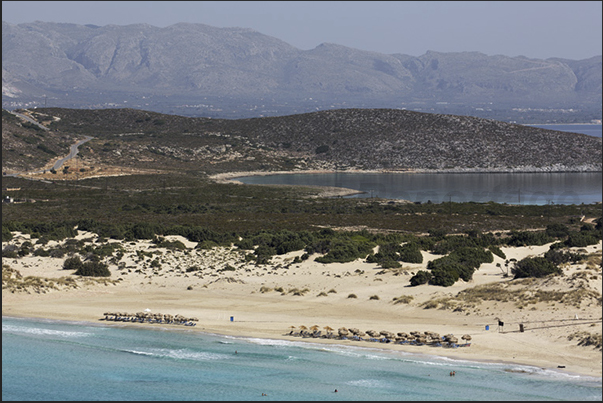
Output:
544,249,585,265
379,259,401,269
369,295,380,300
196,240,219,250
409,270,431,286
505,231,553,247
488,245,506,259
545,223,570,238
399,243,423,263
2,226,13,242
429,266,460,287
235,238,254,250
315,145,330,154
512,257,561,279
63,256,84,271
564,232,600,248
313,238,373,264
75,261,110,277
347,293,358,298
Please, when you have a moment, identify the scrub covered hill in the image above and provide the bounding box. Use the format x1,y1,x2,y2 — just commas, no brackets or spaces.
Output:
7,107,601,175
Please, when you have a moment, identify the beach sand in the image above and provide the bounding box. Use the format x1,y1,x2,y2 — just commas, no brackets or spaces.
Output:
2,232,602,378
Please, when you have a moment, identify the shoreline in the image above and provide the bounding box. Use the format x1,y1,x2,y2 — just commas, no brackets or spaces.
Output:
4,313,599,382
209,166,603,186
3,233,602,379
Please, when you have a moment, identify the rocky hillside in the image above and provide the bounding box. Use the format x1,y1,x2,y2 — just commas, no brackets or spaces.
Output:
3,107,600,175
2,21,601,114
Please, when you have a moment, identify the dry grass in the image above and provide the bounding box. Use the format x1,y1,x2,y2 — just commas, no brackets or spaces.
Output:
419,275,602,311
392,295,414,304
568,331,603,350
2,264,119,294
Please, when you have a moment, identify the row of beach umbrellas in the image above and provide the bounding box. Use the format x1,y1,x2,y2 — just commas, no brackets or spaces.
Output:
289,325,471,344
103,311,199,323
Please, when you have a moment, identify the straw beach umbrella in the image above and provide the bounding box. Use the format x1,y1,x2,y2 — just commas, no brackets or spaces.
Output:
462,334,472,341
323,326,334,334
366,330,380,338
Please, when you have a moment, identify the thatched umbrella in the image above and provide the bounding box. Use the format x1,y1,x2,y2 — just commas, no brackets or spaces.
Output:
356,330,366,337
447,336,459,344
310,325,320,332
299,325,308,331
417,337,428,344
462,334,472,341
366,330,379,338
338,327,349,336
323,326,334,334
397,332,409,338
348,327,360,335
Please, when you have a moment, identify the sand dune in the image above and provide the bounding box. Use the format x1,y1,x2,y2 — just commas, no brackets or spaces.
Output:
2,232,602,378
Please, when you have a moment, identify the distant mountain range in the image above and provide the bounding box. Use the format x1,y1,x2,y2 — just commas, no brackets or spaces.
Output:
2,21,602,119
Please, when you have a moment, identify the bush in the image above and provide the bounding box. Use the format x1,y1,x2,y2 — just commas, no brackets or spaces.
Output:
409,270,431,286
512,257,561,279
2,226,13,242
313,238,373,264
347,293,358,298
564,232,600,248
506,231,553,247
399,243,423,263
75,261,111,277
488,245,506,259
315,145,330,154
63,256,84,271
379,259,401,269
544,249,585,265
429,265,460,287
545,223,570,238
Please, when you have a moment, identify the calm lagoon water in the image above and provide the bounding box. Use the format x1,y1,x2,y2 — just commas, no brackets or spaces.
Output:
237,124,601,205
2,317,601,401
236,172,602,205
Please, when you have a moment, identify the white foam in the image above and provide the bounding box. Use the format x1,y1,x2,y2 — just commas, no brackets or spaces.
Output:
2,323,90,338
127,348,230,361
346,379,390,389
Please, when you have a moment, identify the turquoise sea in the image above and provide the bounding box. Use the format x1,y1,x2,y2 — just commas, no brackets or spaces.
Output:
2,317,601,401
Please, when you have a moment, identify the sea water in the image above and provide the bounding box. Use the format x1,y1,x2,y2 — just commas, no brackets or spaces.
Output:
2,317,601,401
236,172,602,205
235,124,602,205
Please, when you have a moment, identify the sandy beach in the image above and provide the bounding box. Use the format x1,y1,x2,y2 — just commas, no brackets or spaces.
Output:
2,231,602,378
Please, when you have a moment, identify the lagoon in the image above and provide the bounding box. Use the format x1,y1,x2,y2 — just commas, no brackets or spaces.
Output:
235,172,602,205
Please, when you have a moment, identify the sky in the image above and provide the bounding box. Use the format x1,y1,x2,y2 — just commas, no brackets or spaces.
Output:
2,1,602,60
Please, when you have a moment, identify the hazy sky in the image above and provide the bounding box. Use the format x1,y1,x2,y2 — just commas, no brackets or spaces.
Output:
2,1,601,60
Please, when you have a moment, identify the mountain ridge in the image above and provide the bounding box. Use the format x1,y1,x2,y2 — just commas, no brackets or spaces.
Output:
3,21,601,118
